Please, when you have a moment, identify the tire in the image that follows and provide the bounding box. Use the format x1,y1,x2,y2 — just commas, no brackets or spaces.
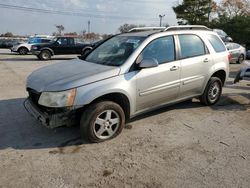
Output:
18,47,28,55
200,77,222,106
39,50,51,60
237,54,244,64
80,101,125,143
81,48,91,56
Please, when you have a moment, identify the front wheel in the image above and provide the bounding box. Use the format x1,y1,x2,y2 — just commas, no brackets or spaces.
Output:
80,101,125,143
18,47,28,55
81,48,92,56
200,77,222,106
39,50,51,60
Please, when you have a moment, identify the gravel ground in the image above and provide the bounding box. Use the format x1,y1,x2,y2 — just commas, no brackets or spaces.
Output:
0,49,250,188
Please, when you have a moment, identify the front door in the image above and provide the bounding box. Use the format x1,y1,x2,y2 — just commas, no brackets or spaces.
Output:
53,37,71,54
136,36,181,111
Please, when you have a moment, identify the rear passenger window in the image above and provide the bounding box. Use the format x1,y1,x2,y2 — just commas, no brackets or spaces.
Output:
41,39,51,43
207,34,226,52
179,35,207,59
141,36,175,64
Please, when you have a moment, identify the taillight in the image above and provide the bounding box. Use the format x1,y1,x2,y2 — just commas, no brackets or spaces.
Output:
228,53,232,62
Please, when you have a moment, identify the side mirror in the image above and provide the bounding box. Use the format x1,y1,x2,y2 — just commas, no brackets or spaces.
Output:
139,58,159,68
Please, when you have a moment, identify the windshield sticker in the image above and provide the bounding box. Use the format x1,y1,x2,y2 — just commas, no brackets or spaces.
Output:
126,39,140,44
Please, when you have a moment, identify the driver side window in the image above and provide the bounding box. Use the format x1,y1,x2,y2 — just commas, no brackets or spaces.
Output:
139,36,175,64
57,38,68,45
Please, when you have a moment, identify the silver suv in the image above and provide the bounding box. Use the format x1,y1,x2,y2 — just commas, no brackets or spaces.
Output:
25,25,230,142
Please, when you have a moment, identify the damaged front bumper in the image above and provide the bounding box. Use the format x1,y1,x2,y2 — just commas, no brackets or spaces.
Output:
24,98,77,129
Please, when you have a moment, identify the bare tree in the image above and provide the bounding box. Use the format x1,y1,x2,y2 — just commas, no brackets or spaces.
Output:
55,25,65,36
217,0,250,18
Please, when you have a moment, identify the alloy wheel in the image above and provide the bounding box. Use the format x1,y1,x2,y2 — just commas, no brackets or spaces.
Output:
208,81,220,103
93,110,120,140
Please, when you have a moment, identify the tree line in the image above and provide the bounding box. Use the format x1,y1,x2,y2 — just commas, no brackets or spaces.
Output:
1,0,249,47
173,0,250,47
118,0,250,48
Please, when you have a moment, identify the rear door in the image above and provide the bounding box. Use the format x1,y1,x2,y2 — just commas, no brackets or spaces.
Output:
177,34,212,98
136,36,181,111
67,38,77,54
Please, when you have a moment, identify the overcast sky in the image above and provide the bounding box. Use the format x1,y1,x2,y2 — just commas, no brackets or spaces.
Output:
0,0,180,35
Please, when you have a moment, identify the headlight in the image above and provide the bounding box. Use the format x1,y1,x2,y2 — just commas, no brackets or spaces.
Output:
32,46,38,50
38,89,76,107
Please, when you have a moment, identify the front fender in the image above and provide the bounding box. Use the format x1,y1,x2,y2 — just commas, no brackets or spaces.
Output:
40,47,54,55
74,72,137,115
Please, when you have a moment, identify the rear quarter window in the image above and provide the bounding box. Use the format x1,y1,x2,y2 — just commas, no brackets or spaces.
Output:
207,34,226,53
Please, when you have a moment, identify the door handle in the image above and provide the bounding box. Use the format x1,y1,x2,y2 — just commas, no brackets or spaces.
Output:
170,66,179,71
203,58,209,63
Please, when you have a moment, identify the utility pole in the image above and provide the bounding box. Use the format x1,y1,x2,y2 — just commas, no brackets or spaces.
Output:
159,14,165,27
88,20,90,33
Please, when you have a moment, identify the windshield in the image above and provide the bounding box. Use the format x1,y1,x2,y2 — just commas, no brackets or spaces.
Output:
85,36,145,66
50,37,57,43
214,29,227,37
28,37,40,44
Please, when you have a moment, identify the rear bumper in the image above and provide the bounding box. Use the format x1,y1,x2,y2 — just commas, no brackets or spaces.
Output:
24,98,76,129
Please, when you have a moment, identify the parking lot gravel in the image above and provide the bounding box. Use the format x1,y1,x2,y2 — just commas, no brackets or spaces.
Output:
0,49,250,188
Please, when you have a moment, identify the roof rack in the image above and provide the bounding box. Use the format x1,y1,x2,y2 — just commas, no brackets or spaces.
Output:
128,27,166,32
164,25,211,31
128,25,211,33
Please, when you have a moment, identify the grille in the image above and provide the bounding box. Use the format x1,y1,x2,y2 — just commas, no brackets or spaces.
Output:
27,88,41,105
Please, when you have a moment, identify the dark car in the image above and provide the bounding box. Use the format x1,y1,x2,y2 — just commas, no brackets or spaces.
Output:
31,37,93,60
246,50,250,60
0,38,22,48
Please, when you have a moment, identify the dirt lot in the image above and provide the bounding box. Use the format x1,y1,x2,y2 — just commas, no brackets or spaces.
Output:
0,49,250,188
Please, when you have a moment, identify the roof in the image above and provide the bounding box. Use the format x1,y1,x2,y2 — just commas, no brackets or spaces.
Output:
119,25,212,38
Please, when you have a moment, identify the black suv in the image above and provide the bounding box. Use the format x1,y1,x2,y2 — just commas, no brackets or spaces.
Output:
31,37,93,60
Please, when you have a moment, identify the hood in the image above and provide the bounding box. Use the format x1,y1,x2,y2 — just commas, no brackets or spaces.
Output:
33,43,50,48
26,59,120,92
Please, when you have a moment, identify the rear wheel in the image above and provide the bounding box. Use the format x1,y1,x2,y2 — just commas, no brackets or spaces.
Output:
39,50,51,60
200,77,222,106
237,54,244,64
81,48,92,56
18,47,28,55
80,101,125,143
